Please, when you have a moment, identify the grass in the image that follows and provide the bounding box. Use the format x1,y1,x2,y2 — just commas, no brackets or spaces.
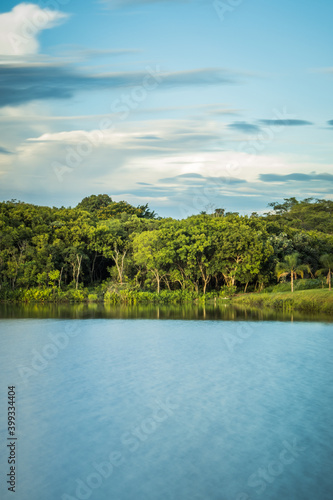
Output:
0,287,230,304
232,288,333,314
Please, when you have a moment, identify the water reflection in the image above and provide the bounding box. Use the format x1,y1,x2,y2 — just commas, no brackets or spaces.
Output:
0,302,332,322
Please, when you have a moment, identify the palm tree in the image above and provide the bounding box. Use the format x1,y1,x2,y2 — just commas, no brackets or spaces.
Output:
276,252,310,293
315,254,333,291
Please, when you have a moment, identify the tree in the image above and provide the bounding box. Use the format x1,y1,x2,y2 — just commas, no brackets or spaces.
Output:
91,220,129,284
136,203,157,219
275,252,309,292
1,196,333,300
316,254,333,291
97,201,140,219
132,230,173,293
76,194,113,213
161,217,216,293
267,198,333,233
268,197,299,214
183,218,216,294
212,217,273,290
48,269,60,287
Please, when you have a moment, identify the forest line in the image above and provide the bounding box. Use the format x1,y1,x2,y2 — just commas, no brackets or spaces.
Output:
0,195,332,302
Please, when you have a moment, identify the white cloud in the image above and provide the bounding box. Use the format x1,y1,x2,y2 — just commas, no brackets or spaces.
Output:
2,121,332,216
0,3,69,56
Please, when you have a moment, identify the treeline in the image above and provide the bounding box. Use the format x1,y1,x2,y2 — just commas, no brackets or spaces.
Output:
0,195,332,301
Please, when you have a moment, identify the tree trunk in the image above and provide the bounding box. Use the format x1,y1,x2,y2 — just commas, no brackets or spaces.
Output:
244,281,249,293
198,263,210,294
163,276,171,291
112,245,127,284
329,269,331,291
72,263,76,285
153,269,161,294
76,255,82,289
90,253,97,283
58,266,63,289
135,270,142,288
291,271,294,293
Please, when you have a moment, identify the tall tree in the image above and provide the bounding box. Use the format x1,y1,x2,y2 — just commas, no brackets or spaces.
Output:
316,254,333,291
132,230,173,293
275,252,309,292
76,194,113,213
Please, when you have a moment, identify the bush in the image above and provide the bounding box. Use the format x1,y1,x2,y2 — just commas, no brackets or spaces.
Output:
219,285,237,297
262,279,323,294
87,293,98,302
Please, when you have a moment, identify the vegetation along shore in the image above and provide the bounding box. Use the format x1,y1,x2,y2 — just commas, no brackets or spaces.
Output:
0,195,332,312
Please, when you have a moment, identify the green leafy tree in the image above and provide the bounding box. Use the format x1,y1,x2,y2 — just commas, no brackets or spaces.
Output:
136,203,157,219
76,194,113,213
315,254,333,291
213,217,273,289
275,252,310,292
133,230,174,293
48,270,60,287
97,201,140,220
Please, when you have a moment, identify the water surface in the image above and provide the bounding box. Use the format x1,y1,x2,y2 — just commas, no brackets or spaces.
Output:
0,316,332,500
0,302,332,322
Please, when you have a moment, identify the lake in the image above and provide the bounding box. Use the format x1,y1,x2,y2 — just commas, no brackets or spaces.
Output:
0,305,332,500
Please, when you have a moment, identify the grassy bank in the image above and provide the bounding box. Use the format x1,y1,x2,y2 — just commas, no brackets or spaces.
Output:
0,287,233,305
232,289,333,314
2,284,332,314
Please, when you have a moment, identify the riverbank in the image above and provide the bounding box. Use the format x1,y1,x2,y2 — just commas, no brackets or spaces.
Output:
0,287,232,305
231,289,333,314
1,286,332,314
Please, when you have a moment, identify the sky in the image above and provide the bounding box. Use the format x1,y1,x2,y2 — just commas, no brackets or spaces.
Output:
0,0,332,218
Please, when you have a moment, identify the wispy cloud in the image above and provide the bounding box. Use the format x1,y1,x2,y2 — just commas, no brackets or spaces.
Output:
228,121,261,134
260,173,333,182
159,174,246,185
259,119,313,127
0,146,12,155
0,62,243,107
2,123,331,216
319,67,333,74
49,46,141,62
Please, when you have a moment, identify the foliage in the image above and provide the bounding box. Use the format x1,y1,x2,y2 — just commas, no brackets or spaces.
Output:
233,289,333,314
0,196,333,302
267,197,333,233
275,252,310,292
315,253,333,291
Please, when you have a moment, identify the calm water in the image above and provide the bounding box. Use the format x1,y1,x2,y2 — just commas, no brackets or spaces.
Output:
0,312,333,499
1,302,333,322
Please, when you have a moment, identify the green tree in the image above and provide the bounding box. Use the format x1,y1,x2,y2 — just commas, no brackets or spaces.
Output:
76,194,113,213
132,230,173,293
97,201,140,220
91,220,129,284
212,217,273,290
136,203,157,219
275,252,309,292
315,254,333,291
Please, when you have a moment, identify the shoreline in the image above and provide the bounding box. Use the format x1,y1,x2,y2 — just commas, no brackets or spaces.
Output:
1,288,332,314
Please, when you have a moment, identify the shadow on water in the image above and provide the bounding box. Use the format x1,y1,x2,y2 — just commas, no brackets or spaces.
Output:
0,302,332,322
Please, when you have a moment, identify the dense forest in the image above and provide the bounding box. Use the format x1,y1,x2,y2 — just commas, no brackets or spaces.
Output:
0,195,332,302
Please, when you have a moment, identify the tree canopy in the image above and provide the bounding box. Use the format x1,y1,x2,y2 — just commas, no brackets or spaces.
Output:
0,196,332,297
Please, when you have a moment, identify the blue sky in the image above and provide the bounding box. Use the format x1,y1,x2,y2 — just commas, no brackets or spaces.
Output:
0,0,332,217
